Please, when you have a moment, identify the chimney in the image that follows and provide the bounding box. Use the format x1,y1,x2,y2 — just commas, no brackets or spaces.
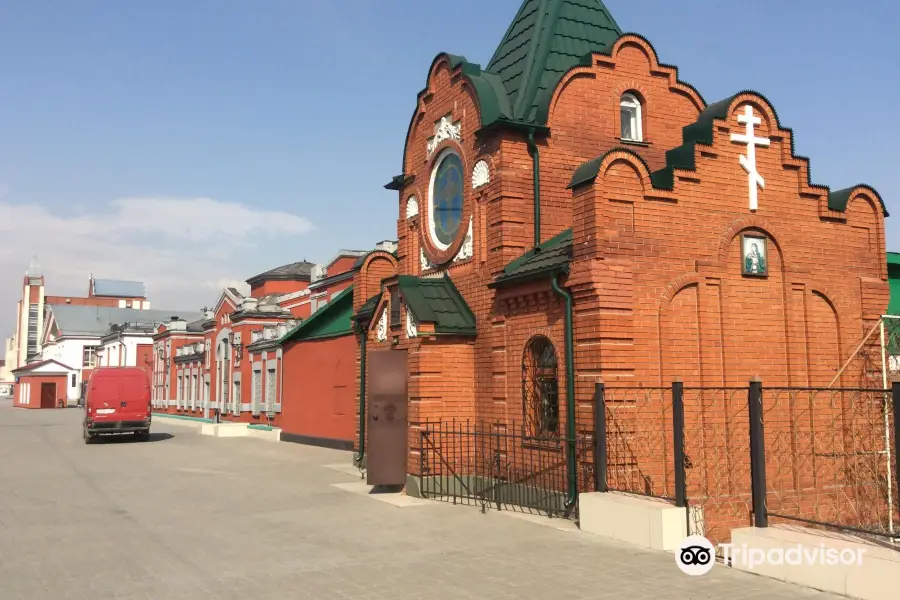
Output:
168,316,187,331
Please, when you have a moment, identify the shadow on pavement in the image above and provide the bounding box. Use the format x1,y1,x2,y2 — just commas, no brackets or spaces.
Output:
90,432,175,444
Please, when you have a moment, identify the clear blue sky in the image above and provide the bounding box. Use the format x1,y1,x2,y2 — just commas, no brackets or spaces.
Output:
0,0,896,339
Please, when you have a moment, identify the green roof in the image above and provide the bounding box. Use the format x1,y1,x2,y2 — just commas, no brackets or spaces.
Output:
487,0,622,124
562,92,891,218
353,292,382,324
828,186,889,217
889,253,900,316
397,275,477,335
491,228,572,287
649,95,738,191
282,286,354,343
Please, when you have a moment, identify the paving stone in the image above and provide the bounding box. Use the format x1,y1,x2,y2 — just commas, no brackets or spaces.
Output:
0,401,842,600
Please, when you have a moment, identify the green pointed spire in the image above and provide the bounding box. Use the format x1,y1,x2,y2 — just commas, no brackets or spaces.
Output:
487,0,622,124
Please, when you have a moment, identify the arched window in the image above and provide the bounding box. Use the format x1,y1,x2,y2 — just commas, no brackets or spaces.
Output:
620,93,642,142
522,335,560,438
428,148,464,249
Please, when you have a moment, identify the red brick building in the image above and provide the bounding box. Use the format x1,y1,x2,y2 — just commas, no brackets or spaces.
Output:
150,253,371,425
277,245,398,448
352,0,890,538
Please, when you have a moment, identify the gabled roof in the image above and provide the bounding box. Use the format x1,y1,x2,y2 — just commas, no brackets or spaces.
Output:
487,0,622,124
47,305,203,337
246,261,316,286
91,278,147,298
282,286,355,344
325,250,369,270
353,292,383,325
213,287,243,316
491,228,572,287
12,359,75,375
397,275,477,335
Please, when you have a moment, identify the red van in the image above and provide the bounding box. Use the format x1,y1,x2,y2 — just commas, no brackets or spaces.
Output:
83,367,152,443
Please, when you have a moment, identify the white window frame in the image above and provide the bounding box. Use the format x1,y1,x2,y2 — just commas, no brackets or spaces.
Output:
620,93,642,142
83,346,98,368
427,147,464,251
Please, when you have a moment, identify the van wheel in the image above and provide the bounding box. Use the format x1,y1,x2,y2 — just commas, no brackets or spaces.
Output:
136,431,150,442
84,429,94,444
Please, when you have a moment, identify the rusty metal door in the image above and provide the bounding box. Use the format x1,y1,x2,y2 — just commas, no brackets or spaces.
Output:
367,349,408,486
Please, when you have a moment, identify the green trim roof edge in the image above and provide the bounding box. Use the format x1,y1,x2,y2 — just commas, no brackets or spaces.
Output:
396,274,477,335
568,147,653,189
352,291,383,324
567,90,888,218
888,252,900,267
281,286,354,344
492,228,573,287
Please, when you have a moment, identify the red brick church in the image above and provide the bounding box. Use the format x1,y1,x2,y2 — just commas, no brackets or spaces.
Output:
351,0,890,536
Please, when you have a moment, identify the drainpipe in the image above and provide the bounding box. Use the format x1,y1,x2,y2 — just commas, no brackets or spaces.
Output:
550,274,577,513
527,129,541,249
355,325,367,467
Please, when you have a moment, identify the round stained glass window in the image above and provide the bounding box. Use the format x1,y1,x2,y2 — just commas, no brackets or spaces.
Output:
430,151,464,248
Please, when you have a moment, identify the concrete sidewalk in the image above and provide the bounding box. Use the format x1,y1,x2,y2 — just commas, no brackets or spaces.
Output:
0,404,841,600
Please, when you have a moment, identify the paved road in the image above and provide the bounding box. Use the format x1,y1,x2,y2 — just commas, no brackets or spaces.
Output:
0,401,841,600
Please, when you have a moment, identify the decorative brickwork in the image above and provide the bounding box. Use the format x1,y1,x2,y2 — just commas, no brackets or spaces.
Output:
354,5,890,538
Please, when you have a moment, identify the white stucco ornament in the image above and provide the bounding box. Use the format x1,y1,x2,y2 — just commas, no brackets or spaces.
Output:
472,160,490,189
730,105,770,212
453,217,474,262
426,115,461,157
376,308,388,342
420,247,435,271
406,307,418,338
406,196,419,219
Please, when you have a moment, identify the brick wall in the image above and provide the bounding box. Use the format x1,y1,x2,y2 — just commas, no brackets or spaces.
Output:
360,34,889,532
281,334,356,443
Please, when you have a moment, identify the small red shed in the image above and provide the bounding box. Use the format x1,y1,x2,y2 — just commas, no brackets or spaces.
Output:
12,360,77,409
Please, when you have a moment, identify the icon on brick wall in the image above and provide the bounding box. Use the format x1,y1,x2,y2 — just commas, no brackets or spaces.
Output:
741,233,768,277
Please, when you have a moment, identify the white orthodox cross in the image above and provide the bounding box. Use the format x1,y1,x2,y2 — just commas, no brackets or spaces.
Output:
730,105,770,211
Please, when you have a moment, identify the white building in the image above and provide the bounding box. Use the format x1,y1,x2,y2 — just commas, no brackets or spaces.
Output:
40,304,203,405
97,322,160,369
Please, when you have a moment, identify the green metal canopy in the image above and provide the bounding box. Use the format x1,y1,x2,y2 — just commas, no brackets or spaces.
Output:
281,286,354,343
397,275,477,335
491,229,573,287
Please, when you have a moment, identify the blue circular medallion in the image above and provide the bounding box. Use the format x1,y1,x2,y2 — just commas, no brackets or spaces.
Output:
431,153,463,246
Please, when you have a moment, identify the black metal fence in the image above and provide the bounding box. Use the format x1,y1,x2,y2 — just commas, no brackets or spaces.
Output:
594,379,900,545
418,420,591,517
415,379,900,543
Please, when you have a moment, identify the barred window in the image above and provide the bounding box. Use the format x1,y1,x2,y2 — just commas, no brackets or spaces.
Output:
522,336,559,438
